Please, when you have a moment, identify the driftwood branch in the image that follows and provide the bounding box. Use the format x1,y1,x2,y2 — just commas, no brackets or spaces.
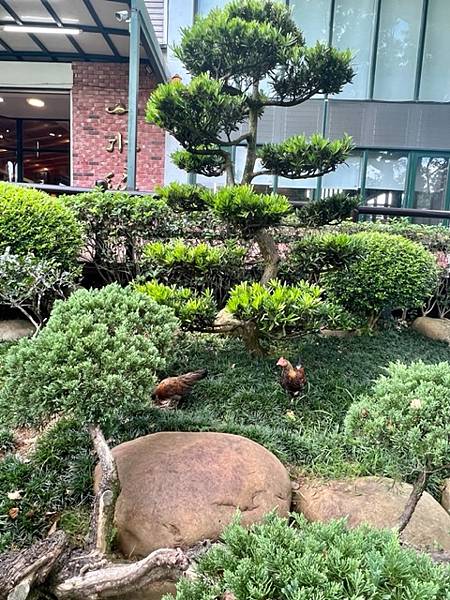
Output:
86,425,120,554
396,469,429,534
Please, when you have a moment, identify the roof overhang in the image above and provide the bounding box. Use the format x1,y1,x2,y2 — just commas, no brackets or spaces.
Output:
0,0,169,82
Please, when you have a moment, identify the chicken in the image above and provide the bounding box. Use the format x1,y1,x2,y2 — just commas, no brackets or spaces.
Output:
151,369,208,409
276,357,306,397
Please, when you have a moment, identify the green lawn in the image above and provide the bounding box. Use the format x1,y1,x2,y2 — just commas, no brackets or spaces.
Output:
0,328,448,550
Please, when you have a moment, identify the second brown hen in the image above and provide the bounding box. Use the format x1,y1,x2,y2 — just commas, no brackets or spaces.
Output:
276,357,306,397
151,369,208,409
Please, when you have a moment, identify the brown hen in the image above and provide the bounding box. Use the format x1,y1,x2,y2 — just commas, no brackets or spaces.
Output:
276,357,306,397
151,369,208,409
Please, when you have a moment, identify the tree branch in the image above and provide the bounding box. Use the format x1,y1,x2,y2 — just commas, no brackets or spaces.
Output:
396,469,429,535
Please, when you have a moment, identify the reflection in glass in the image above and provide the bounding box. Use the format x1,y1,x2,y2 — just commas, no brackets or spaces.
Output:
321,153,362,197
414,157,448,211
373,0,422,100
0,150,17,182
277,175,317,203
23,120,70,151
291,0,331,44
420,0,450,102
365,151,408,207
333,0,377,99
23,151,70,186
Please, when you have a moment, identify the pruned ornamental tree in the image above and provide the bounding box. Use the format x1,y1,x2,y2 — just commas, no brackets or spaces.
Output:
146,0,354,187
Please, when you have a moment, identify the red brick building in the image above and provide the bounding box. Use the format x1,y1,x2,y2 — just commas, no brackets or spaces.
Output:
0,0,167,192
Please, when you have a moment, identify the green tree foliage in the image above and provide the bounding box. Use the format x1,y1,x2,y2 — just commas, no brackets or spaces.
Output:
61,190,171,282
154,183,213,212
146,0,354,185
134,280,217,331
0,182,82,267
165,513,450,600
142,240,249,304
0,284,178,428
321,232,438,325
296,192,360,228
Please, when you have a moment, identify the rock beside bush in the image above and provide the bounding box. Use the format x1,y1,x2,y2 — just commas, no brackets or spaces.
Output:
412,316,450,343
95,432,291,558
0,319,35,341
292,476,450,551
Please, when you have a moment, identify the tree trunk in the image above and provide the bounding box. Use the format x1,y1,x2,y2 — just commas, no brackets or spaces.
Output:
254,228,280,284
0,427,207,600
241,83,259,185
396,469,429,534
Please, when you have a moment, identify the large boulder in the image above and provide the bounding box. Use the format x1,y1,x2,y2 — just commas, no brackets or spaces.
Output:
412,316,450,343
95,432,291,558
0,319,35,341
292,476,450,551
441,479,450,514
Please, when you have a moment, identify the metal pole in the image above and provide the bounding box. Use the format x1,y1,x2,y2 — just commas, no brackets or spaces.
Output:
127,0,140,191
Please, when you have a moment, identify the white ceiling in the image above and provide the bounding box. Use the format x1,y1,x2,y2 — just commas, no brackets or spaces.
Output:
0,92,70,119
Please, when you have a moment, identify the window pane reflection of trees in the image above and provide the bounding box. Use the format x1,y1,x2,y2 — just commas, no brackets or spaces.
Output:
365,151,408,207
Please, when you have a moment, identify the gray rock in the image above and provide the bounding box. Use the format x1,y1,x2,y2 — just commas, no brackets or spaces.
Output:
0,319,35,341
412,316,450,343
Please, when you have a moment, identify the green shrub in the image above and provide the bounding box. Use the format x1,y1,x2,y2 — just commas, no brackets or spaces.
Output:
281,232,364,283
345,361,450,481
0,182,82,266
226,279,350,346
210,185,291,234
296,193,360,227
61,190,171,282
335,218,450,252
0,248,80,328
155,182,213,212
166,513,450,600
142,240,249,304
322,232,438,325
0,284,178,428
134,280,217,331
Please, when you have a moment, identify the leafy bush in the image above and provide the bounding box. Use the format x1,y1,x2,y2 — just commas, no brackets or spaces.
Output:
335,218,450,252
210,185,291,234
134,280,217,331
0,284,178,428
281,232,364,283
0,182,82,267
0,248,80,329
226,279,350,346
345,361,450,481
296,193,360,228
62,190,171,282
166,513,450,600
155,182,213,212
142,240,250,304
322,232,438,325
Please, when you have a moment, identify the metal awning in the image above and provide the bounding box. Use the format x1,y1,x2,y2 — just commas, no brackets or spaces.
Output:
0,0,168,82
0,0,169,190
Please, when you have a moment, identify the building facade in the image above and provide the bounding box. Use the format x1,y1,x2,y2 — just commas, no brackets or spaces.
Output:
165,0,450,212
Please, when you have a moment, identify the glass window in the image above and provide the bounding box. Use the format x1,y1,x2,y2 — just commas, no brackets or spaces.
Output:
321,153,363,196
414,156,449,211
23,151,70,186
23,120,70,151
333,0,377,99
196,0,227,15
420,0,450,102
373,0,422,101
291,0,331,45
0,150,17,182
277,175,317,203
365,151,408,207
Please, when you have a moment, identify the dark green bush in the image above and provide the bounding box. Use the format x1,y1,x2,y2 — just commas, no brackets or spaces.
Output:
134,280,217,331
0,182,82,267
281,232,364,283
296,193,360,227
155,182,213,212
322,232,438,325
0,249,80,328
335,218,450,252
142,240,250,304
166,513,450,600
345,361,450,480
210,185,291,234
62,190,171,282
0,284,178,428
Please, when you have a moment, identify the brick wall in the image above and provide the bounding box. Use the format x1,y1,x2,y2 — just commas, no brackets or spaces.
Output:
71,62,165,191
